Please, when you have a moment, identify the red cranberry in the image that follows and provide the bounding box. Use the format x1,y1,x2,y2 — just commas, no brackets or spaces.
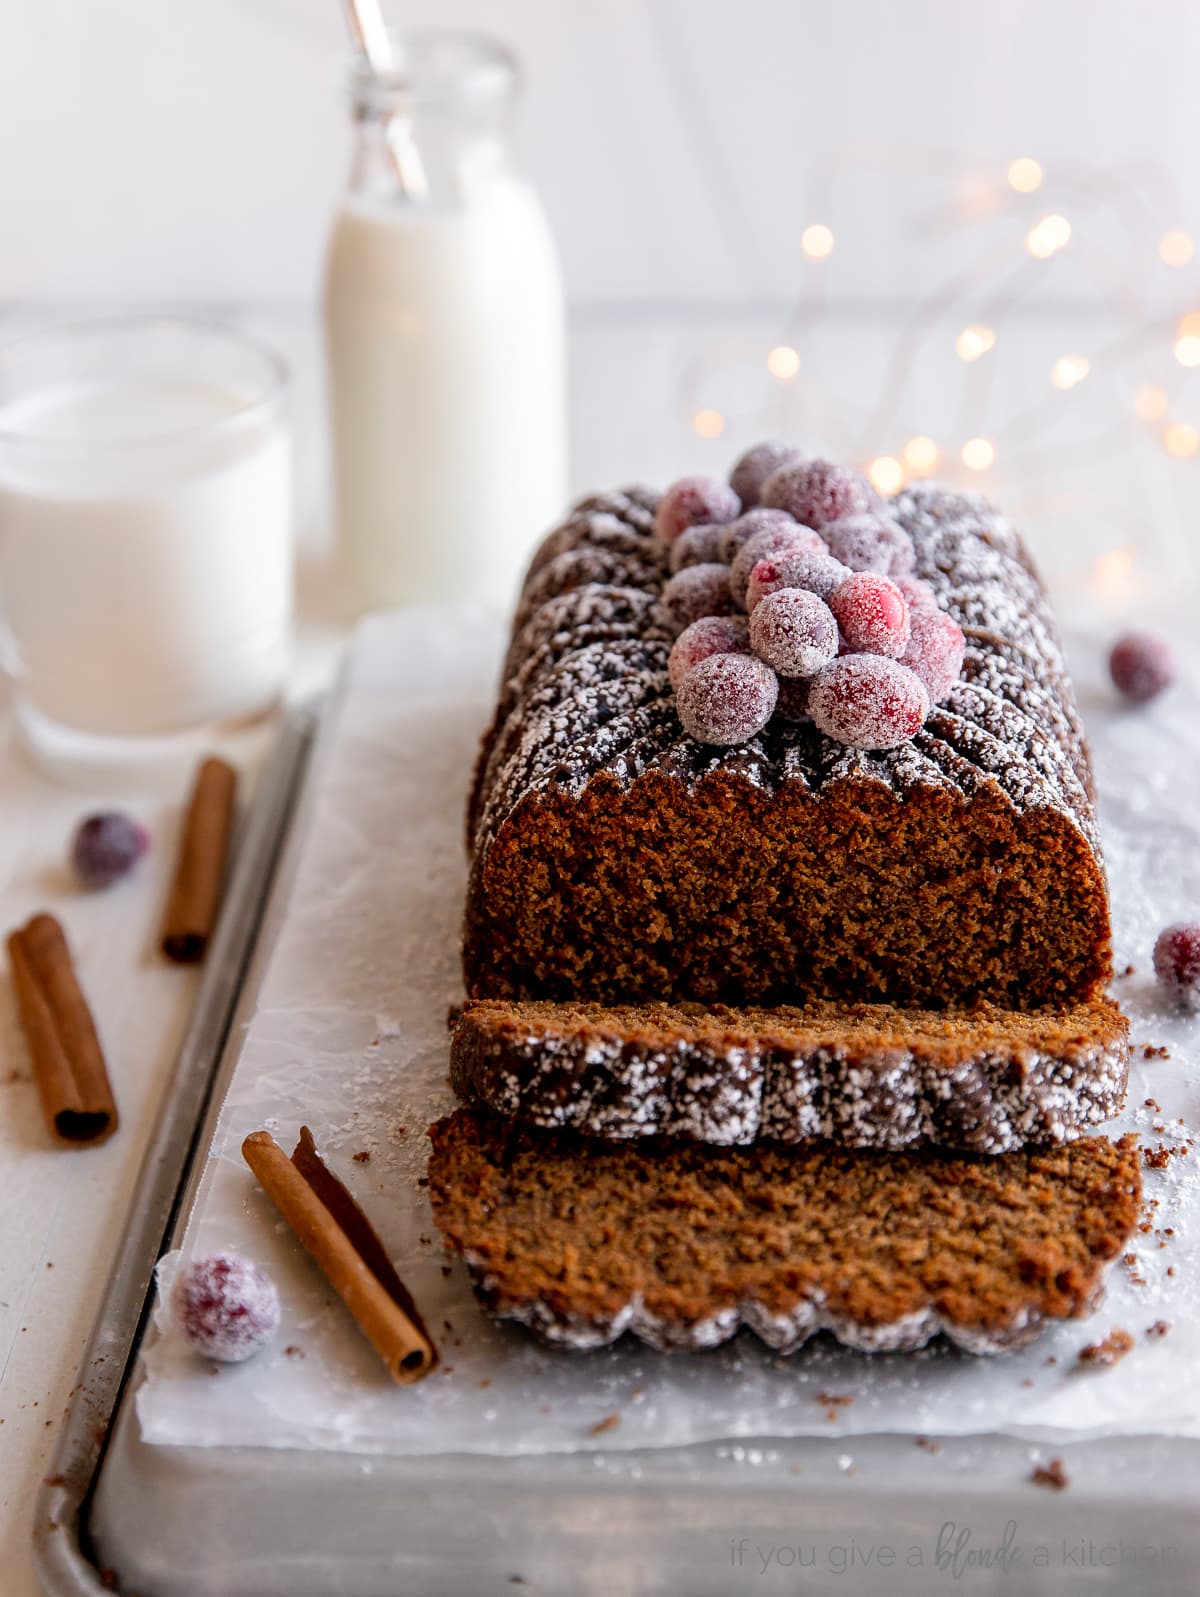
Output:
829,572,911,658
717,507,796,565
668,615,751,690
808,655,930,750
761,458,881,529
746,548,851,610
728,441,804,508
749,588,839,678
661,563,734,633
900,608,966,703
896,575,940,613
170,1253,280,1363
668,522,726,573
729,523,826,609
823,513,915,576
654,476,740,545
71,811,151,890
1153,923,1200,1011
1109,633,1176,704
677,653,779,745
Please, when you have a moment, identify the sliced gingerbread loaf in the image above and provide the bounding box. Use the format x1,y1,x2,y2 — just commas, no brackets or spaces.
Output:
449,997,1130,1154
464,482,1112,1011
428,1110,1142,1356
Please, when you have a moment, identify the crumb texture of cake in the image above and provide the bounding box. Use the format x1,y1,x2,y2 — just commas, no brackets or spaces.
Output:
428,1111,1141,1357
449,997,1130,1153
464,483,1112,1011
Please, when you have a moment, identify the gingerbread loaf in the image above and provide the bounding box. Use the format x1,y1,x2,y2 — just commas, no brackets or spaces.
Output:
432,462,1136,1358
464,482,1112,1012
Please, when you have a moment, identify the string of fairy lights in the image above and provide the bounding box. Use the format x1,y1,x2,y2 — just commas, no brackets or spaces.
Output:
681,153,1200,498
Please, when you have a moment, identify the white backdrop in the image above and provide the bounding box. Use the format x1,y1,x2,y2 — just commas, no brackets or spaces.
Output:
2,0,1197,308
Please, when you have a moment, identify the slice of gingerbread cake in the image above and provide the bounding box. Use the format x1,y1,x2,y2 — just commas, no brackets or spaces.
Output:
431,447,1138,1357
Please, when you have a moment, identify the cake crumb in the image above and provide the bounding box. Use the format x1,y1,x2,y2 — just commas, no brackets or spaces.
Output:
1142,1044,1170,1060
1078,1328,1135,1368
284,1345,304,1359
1030,1458,1069,1491
1020,1377,1034,1388
1120,963,1136,977
590,1413,621,1436
914,1436,941,1453
1144,1098,1161,1111
352,1150,371,1164
1146,1320,1171,1339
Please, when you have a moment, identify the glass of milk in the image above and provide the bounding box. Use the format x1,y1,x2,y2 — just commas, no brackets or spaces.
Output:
324,30,567,613
0,317,292,782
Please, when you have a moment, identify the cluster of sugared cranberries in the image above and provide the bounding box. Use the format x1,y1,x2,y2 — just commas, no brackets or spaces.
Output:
71,811,151,890
1153,922,1200,1012
1109,632,1176,704
653,446,967,749
170,1252,280,1363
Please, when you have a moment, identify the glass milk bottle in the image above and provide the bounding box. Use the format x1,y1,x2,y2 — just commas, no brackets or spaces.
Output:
324,31,567,612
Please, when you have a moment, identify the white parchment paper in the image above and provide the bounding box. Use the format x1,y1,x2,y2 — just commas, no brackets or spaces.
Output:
137,607,1200,1454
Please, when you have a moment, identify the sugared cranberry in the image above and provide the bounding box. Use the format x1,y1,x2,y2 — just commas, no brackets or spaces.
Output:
729,523,826,609
749,588,839,678
900,608,966,703
746,547,851,610
823,513,915,576
829,572,911,658
774,676,812,722
808,656,930,750
677,653,779,745
761,458,880,529
1153,923,1200,1011
668,522,725,573
170,1253,280,1363
71,811,151,890
661,563,735,632
653,476,740,545
895,575,940,613
1109,632,1176,704
668,614,751,690
728,441,804,509
717,507,796,566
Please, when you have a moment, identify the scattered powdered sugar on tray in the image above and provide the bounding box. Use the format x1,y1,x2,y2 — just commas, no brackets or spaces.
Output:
137,608,1200,1457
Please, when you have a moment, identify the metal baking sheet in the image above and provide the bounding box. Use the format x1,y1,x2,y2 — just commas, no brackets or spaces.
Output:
34,614,1200,1597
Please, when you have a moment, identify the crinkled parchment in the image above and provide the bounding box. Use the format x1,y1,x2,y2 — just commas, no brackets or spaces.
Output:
138,608,1200,1455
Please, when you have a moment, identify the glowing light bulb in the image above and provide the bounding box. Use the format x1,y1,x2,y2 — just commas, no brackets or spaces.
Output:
954,324,996,362
766,344,801,380
1025,214,1072,259
903,436,939,475
1135,385,1169,422
961,437,996,471
692,408,725,440
867,455,905,495
801,224,835,260
1174,336,1200,368
1007,157,1043,194
1050,355,1090,390
1160,230,1195,268
1164,421,1199,458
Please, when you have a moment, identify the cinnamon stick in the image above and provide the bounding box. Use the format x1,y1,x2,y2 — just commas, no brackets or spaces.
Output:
162,756,238,963
242,1127,438,1383
8,913,118,1144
